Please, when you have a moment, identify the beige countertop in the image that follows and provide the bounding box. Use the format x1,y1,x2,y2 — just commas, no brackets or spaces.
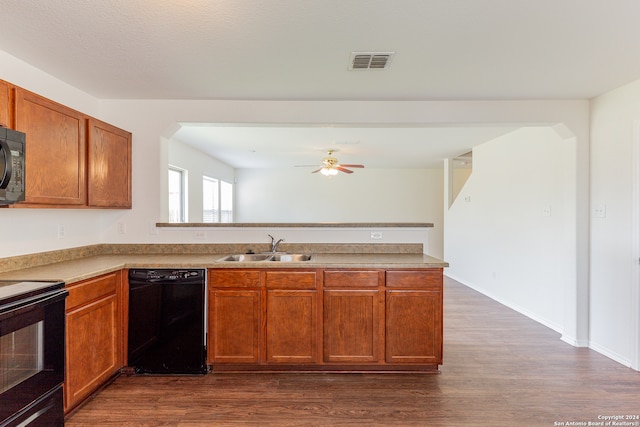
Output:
156,222,434,228
0,252,448,285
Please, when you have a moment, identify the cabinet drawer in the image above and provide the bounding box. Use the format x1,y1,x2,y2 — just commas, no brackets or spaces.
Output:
385,269,442,290
209,270,261,288
265,271,317,289
66,272,118,311
323,270,380,288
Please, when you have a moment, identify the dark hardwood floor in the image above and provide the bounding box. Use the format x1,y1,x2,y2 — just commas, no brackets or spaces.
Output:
66,277,640,426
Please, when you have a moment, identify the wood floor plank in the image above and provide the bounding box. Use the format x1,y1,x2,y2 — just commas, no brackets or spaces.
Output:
66,277,640,426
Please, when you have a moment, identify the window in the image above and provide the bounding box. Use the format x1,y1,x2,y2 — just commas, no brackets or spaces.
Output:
203,176,233,223
202,177,219,222
220,180,233,223
168,167,187,222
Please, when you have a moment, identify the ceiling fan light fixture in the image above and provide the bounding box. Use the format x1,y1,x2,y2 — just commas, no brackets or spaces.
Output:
321,167,338,176
307,150,364,176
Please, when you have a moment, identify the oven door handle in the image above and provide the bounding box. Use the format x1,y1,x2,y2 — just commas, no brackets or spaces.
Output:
0,139,12,190
0,289,68,320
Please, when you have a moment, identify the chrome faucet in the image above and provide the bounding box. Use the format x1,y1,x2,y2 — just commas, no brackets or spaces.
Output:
268,234,285,253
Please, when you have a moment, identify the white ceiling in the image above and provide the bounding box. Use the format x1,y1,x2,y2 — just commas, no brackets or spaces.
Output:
172,123,516,168
1,0,639,168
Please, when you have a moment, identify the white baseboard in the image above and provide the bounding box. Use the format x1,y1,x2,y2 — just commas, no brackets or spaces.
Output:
588,341,632,368
560,334,588,347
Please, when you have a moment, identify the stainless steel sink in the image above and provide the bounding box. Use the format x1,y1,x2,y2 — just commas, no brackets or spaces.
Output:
269,254,312,262
217,254,272,262
217,253,312,262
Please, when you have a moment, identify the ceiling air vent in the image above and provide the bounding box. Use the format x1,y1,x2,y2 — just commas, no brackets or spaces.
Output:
349,52,395,70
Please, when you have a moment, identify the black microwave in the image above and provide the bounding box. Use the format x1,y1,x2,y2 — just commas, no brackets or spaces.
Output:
0,127,25,205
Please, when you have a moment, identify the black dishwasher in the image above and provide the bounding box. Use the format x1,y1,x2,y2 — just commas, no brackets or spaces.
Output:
127,269,207,374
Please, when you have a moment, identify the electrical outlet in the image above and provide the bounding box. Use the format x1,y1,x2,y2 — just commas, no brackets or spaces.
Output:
57,224,65,239
117,221,126,234
370,231,383,240
194,231,206,240
542,205,551,217
149,223,159,235
594,204,606,218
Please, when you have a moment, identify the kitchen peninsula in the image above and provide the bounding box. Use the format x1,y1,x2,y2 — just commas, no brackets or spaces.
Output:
0,242,447,412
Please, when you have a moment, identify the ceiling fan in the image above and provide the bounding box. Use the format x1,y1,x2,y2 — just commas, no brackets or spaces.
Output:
309,150,365,176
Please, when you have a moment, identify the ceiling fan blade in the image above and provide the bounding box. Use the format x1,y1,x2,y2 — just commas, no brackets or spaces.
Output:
336,167,354,174
339,164,364,168
311,168,322,173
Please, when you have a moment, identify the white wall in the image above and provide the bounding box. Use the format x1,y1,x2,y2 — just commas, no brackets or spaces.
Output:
235,167,439,223
445,127,574,333
590,79,640,368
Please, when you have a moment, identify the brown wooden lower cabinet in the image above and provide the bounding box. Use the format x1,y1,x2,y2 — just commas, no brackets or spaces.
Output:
208,267,443,371
208,289,261,363
208,270,320,366
266,290,318,363
323,289,380,363
385,290,442,364
64,271,123,412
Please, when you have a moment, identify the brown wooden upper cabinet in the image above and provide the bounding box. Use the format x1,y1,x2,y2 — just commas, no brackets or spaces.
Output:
87,118,132,208
0,80,12,128
10,86,131,208
15,88,87,206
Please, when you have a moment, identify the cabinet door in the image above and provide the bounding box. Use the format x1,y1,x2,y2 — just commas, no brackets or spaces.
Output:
87,118,132,208
385,290,442,364
208,289,261,364
266,290,318,363
0,80,12,128
323,289,380,363
14,88,86,205
324,270,380,288
65,273,122,411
